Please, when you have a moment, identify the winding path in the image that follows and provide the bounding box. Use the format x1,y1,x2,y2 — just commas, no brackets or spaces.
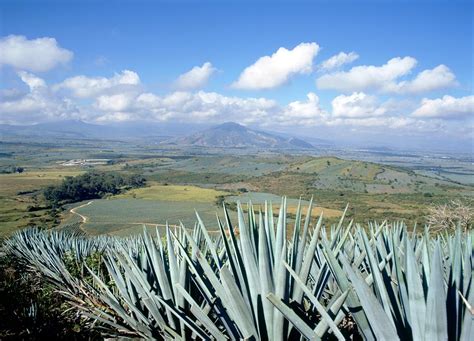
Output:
70,201,93,223
67,201,220,235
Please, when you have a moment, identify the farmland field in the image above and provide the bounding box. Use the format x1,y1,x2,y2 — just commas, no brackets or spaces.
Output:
72,199,228,235
113,183,230,202
68,187,344,236
0,170,84,236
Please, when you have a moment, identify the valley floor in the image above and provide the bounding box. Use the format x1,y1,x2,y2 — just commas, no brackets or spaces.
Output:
0,138,472,237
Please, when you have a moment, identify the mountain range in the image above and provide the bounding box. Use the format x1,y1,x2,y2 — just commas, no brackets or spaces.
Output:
0,120,319,149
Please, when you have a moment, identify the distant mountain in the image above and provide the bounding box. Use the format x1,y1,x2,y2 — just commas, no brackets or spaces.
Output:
170,122,314,149
0,120,318,149
0,120,112,139
0,120,207,140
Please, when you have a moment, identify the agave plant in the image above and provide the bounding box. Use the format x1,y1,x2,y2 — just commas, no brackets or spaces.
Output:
4,199,473,340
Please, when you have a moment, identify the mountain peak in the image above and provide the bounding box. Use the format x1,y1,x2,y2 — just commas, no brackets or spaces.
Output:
173,122,314,149
213,122,247,131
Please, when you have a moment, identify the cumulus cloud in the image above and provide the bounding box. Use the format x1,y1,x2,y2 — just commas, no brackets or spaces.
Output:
54,70,140,98
232,42,319,90
1,67,470,139
132,91,278,123
391,65,457,93
174,62,216,90
274,93,327,126
319,51,359,71
317,57,417,93
317,57,458,94
94,93,136,112
0,35,73,72
0,72,78,123
332,92,386,118
412,95,474,119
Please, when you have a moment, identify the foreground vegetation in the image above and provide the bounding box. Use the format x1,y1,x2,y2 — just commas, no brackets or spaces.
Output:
3,200,472,340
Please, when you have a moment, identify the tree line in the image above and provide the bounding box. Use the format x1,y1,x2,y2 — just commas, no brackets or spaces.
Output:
44,171,145,205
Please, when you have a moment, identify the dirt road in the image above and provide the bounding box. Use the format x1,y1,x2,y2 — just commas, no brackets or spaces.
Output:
70,201,93,223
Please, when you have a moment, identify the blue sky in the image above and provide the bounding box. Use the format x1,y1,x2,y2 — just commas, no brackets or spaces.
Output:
0,0,472,149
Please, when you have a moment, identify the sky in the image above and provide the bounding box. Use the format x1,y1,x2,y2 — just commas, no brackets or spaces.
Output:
0,0,473,150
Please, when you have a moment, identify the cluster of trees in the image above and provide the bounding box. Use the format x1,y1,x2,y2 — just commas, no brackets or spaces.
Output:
0,166,24,174
44,171,145,205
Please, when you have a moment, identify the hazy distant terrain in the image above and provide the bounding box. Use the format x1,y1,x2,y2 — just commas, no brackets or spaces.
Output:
0,131,472,236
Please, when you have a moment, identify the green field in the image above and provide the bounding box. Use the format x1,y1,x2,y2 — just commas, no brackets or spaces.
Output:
62,183,232,235
114,183,230,202
72,198,228,235
68,187,343,236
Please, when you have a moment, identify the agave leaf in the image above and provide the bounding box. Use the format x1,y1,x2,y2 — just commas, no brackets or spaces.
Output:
223,203,252,306
142,228,175,303
459,288,474,341
216,214,242,289
258,209,274,340
220,266,258,338
321,238,375,340
425,243,448,340
237,203,261,324
360,229,396,328
154,295,209,340
283,261,346,340
170,230,214,301
274,197,287,271
264,201,275,267
405,237,426,341
290,198,302,275
294,213,323,302
295,197,313,275
273,242,289,341
339,255,400,340
195,211,220,267
267,293,319,340
314,290,349,338
166,225,180,303
175,284,228,340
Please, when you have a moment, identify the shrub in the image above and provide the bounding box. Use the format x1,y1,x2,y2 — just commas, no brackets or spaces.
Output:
426,200,473,232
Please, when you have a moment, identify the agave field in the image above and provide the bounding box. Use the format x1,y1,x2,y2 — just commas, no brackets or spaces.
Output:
4,199,473,340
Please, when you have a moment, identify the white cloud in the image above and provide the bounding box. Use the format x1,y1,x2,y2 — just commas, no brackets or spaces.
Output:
391,65,457,93
412,95,474,119
95,112,134,122
133,91,278,123
94,93,136,112
232,42,319,90
174,62,216,90
0,72,78,123
317,57,458,94
317,57,417,93
274,93,327,126
319,51,359,71
332,92,386,118
17,71,47,90
54,70,140,98
1,68,470,140
0,35,73,72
